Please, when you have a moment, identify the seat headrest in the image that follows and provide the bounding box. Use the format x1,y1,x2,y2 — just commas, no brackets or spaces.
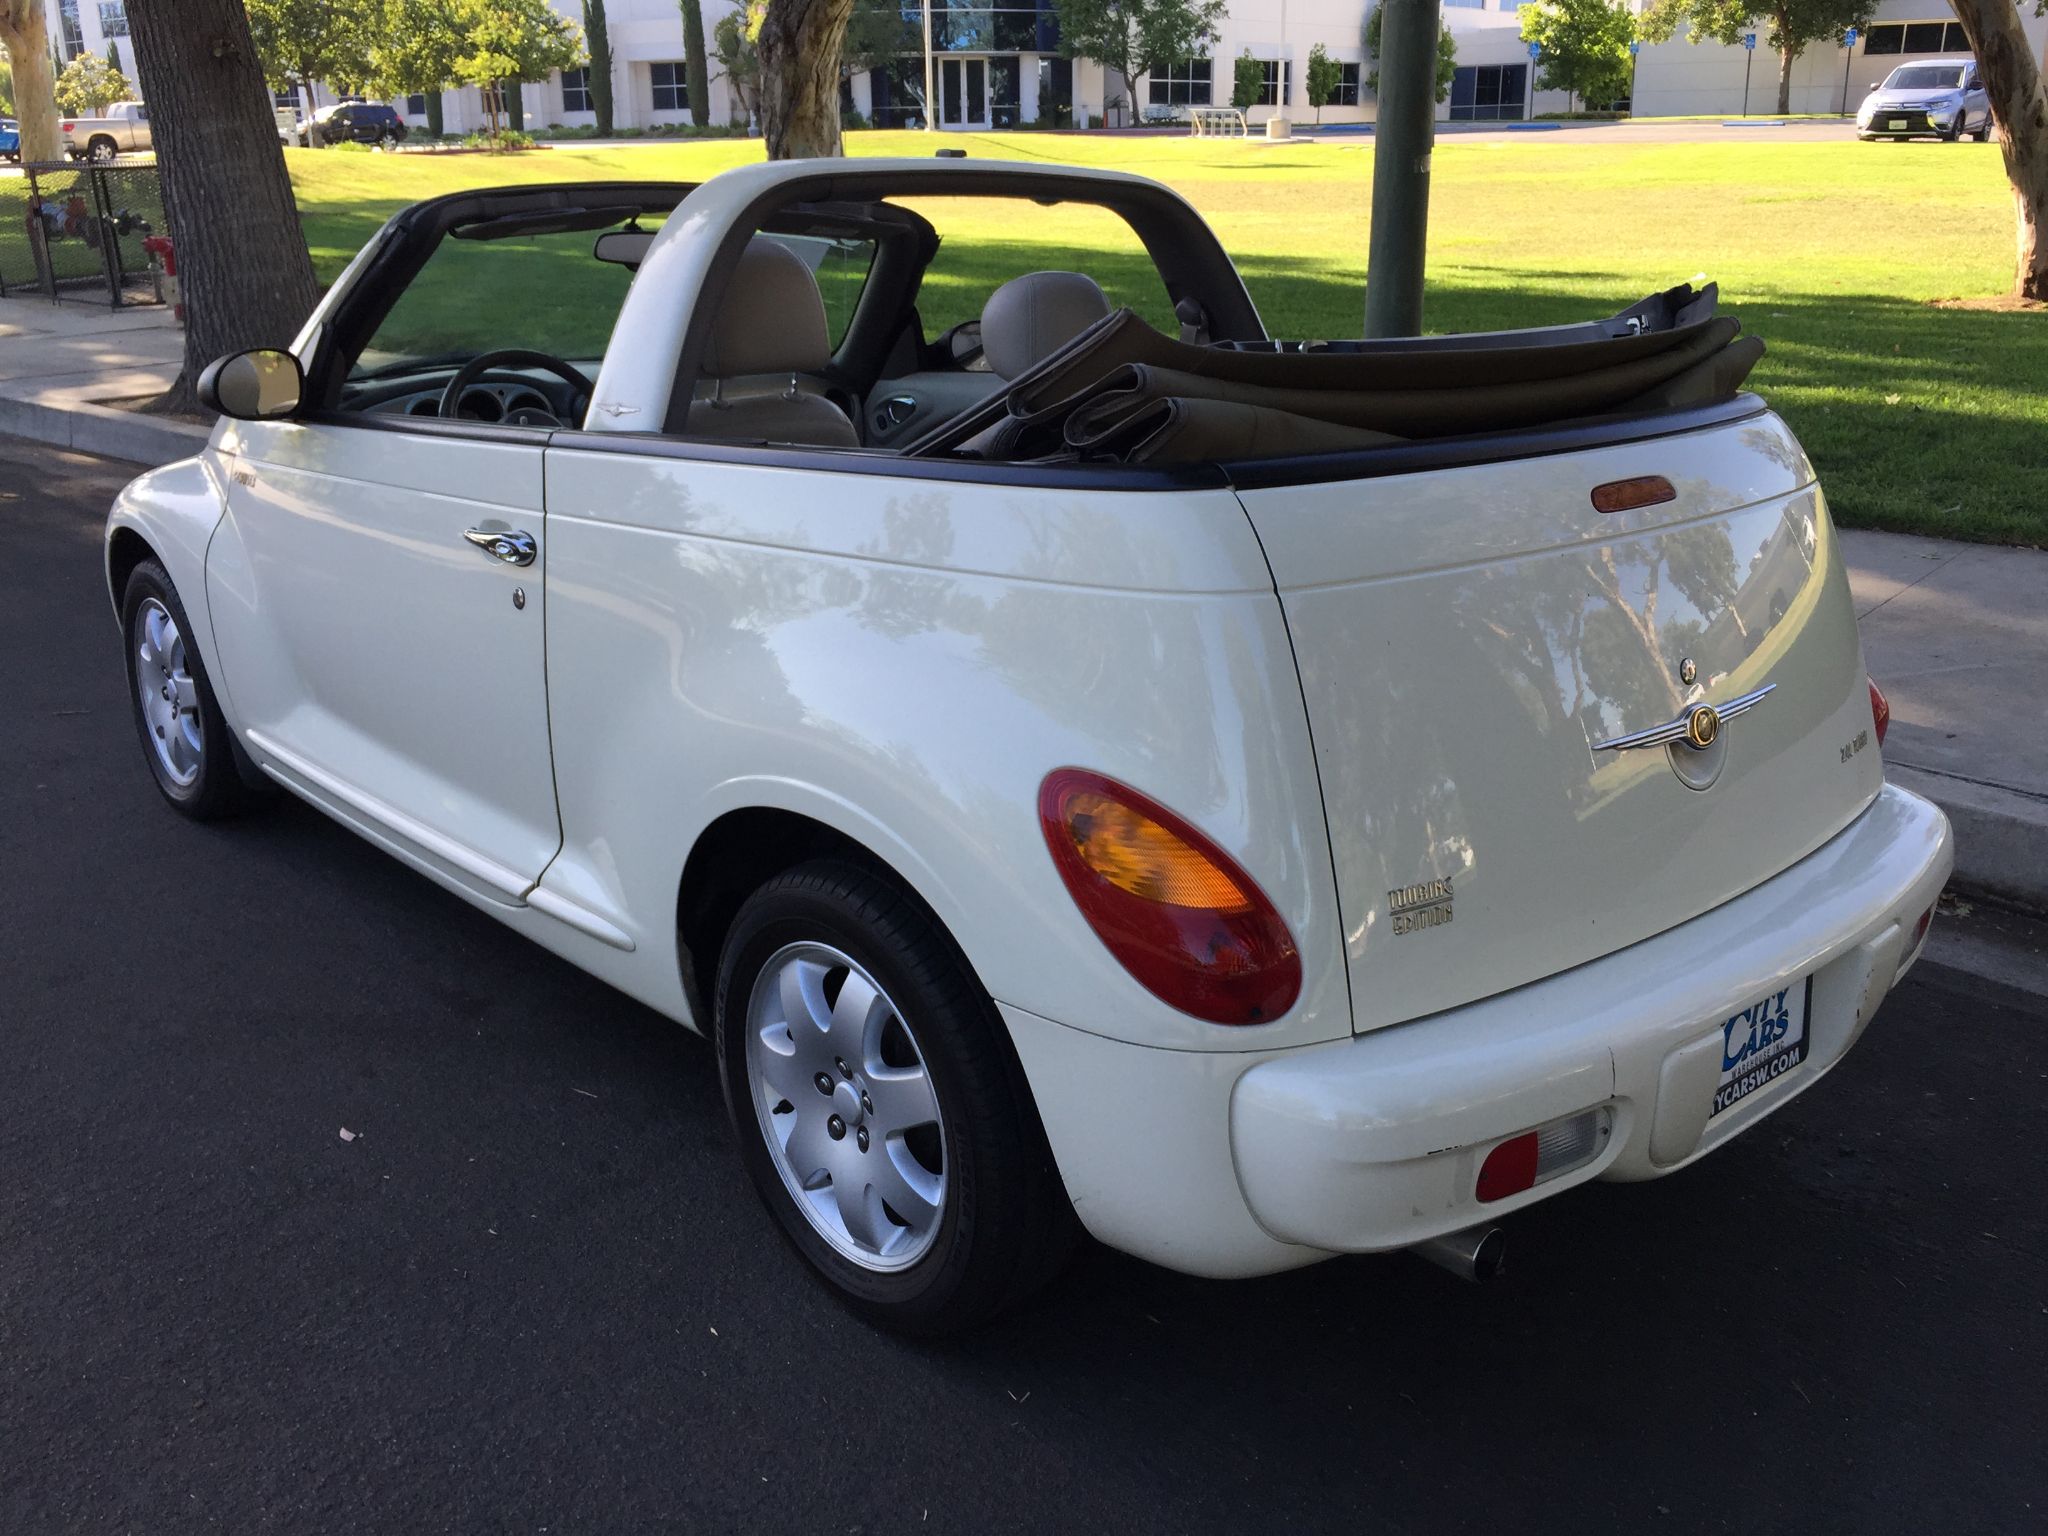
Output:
981,271,1112,380
703,238,833,378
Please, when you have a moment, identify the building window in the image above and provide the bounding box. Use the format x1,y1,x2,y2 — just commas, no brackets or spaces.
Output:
562,66,592,113
650,61,688,112
1250,59,1293,107
58,0,85,60
1862,20,1970,55
97,1,128,36
1443,0,1484,9
405,93,427,116
1333,62,1361,107
1448,63,1528,120
1148,57,1212,107
273,86,300,109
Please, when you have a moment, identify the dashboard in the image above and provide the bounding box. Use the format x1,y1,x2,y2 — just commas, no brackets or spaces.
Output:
340,368,595,428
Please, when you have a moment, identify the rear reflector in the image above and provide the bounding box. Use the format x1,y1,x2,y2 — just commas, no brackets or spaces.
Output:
1477,1107,1614,1203
1590,475,1677,514
1911,903,1935,950
1869,678,1891,746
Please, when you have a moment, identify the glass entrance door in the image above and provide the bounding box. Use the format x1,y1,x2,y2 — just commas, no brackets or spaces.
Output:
940,58,990,129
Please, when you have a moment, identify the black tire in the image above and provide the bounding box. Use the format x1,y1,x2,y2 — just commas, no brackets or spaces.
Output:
1973,120,1993,143
88,135,117,162
120,558,254,822
1945,113,1965,142
713,859,1076,1334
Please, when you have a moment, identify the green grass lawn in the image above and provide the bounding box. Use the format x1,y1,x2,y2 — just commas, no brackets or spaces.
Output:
281,131,2046,545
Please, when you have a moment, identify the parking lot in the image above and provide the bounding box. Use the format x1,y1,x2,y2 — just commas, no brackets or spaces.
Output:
4,437,2044,1531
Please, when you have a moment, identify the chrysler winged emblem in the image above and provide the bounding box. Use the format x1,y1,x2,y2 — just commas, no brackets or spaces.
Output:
1593,685,1775,754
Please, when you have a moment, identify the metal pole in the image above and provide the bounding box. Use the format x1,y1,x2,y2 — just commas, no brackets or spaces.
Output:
1628,46,1639,117
1742,47,1752,117
1364,0,1437,337
1841,47,1852,115
922,0,936,131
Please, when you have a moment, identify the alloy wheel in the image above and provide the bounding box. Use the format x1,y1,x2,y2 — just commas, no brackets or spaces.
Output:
134,597,202,787
744,941,948,1272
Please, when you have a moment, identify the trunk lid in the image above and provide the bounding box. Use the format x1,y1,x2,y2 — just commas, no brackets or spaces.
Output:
1236,411,1884,1033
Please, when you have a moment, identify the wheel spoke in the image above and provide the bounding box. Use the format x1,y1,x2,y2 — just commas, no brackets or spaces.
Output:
751,1025,808,1104
165,726,198,778
871,1139,943,1232
136,634,160,674
832,1163,888,1253
863,1065,938,1134
829,969,888,1058
781,1111,835,1188
172,674,198,715
778,956,832,1039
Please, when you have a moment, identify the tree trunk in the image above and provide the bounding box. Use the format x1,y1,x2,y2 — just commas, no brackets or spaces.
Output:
0,1,60,163
681,0,710,126
756,0,853,158
1950,0,2048,300
1776,29,1794,116
125,0,321,413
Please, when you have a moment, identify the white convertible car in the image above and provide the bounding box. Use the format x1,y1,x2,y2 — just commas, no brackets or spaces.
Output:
107,159,1952,1331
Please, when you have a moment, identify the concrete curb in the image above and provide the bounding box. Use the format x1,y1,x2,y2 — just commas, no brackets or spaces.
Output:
1891,764,2048,916
0,393,209,468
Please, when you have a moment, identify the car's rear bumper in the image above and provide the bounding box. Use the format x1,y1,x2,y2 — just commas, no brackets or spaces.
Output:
1005,783,1951,1278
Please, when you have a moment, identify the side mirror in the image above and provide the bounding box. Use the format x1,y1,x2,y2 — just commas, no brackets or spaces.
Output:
197,348,303,420
593,228,656,269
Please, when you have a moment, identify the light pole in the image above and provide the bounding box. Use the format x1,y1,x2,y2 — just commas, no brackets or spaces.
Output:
1364,0,1440,337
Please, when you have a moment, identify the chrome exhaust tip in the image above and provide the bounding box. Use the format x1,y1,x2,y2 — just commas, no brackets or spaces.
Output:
1410,1225,1507,1284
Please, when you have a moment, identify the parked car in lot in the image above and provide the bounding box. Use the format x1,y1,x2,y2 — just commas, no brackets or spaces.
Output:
296,101,407,147
60,100,151,161
103,159,1953,1332
1,118,19,162
1857,60,1992,141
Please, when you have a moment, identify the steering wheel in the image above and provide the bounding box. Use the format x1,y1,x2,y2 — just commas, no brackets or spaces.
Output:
438,349,595,427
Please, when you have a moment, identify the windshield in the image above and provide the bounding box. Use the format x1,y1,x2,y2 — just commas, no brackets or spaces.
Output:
1884,65,1966,90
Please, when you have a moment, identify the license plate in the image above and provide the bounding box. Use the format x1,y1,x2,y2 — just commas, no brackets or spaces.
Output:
1888,118,1907,130
1712,978,1812,1117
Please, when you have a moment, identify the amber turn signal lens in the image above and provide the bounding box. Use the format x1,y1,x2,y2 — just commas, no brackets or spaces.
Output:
1590,475,1678,514
1040,769,1302,1026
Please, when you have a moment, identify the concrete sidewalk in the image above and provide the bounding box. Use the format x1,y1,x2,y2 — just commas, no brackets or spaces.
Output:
2,294,2040,907
0,292,208,464
1841,530,2048,913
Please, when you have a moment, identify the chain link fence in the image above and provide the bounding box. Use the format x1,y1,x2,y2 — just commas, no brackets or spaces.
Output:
0,158,168,307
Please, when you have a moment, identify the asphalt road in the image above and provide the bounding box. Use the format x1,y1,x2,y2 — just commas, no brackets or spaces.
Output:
3,437,2044,1533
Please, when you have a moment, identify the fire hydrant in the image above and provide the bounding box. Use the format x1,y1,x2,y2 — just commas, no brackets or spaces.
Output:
142,234,183,323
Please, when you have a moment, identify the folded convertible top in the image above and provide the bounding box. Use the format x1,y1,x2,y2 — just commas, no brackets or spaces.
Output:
907,283,1765,467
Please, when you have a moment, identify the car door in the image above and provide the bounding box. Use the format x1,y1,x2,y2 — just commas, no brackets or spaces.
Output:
207,418,561,904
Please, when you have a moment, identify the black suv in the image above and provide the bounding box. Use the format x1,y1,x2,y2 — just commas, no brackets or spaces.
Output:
299,102,408,147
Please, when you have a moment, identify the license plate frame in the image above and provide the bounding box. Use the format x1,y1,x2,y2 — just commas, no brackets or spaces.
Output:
1887,117,1908,130
1712,976,1814,1118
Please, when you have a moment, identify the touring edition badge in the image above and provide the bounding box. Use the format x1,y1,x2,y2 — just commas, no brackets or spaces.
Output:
1388,877,1453,935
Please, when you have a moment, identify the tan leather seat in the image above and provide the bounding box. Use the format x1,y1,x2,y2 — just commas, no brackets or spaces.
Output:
980,271,1112,380
692,240,860,447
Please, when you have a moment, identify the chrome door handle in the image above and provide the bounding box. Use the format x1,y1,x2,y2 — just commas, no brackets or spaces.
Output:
463,527,536,567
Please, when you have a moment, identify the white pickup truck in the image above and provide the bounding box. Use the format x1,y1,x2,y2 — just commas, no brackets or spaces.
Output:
104,159,1951,1332
62,100,151,161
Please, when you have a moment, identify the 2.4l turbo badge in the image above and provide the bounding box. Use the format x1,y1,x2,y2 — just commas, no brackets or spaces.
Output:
1388,877,1453,935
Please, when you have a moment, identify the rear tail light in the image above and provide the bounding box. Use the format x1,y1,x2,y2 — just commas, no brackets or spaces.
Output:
1477,1108,1614,1202
1869,678,1891,746
60,121,75,133
1039,768,1301,1025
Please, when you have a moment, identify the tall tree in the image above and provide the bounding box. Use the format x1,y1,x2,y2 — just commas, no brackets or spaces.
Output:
450,0,582,135
583,0,614,134
124,0,322,414
1305,41,1341,123
1364,3,1457,101
246,0,372,117
367,0,462,136
680,0,711,124
713,9,762,128
1519,0,1634,110
754,0,854,156
1053,0,1228,129
1641,0,1875,115
104,36,121,75
1231,49,1263,111
0,0,58,161
1949,0,2048,300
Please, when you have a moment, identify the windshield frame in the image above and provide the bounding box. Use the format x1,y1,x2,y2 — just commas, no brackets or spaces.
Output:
1883,65,1968,91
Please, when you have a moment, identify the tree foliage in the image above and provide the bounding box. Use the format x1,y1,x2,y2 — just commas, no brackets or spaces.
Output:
581,0,614,133
1053,0,1228,126
450,0,582,131
54,51,131,112
365,0,462,103
1363,3,1456,102
1231,48,1263,110
1640,0,1876,113
712,7,761,126
1519,0,1634,109
1305,41,1342,122
679,0,710,123
246,0,371,104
